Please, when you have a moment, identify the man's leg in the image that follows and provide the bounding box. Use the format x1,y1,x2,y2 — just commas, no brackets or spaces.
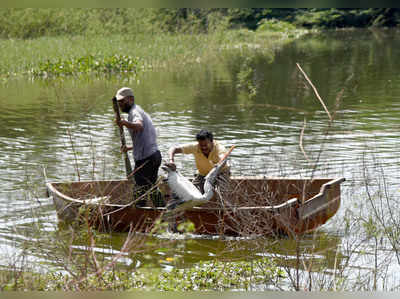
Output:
147,151,164,207
133,158,149,207
133,151,164,207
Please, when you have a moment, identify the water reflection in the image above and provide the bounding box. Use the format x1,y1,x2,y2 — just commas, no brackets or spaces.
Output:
33,220,342,274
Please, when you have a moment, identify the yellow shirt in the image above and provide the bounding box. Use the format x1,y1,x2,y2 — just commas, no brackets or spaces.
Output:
181,141,228,176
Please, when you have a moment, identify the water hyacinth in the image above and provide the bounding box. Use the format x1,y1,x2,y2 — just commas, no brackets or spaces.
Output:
30,54,142,78
155,258,284,291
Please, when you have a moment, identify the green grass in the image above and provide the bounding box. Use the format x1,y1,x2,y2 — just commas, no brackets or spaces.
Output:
0,10,311,79
1,258,284,291
0,34,203,76
0,28,307,79
0,25,305,78
31,54,141,78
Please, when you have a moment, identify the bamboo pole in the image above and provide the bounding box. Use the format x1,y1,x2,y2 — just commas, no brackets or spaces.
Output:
112,97,134,184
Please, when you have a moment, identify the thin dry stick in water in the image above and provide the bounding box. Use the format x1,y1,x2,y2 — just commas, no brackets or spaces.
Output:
299,117,310,163
296,63,334,164
332,88,344,122
296,63,337,205
72,224,138,289
296,63,332,122
106,160,149,201
298,65,346,182
67,128,81,181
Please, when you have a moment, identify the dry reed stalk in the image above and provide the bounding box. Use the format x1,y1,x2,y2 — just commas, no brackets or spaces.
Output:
296,63,332,122
299,117,311,164
332,88,344,122
295,63,346,186
214,178,299,236
68,225,139,290
67,128,81,181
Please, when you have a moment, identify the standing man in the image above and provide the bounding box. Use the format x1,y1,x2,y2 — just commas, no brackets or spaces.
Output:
115,87,163,207
168,129,230,193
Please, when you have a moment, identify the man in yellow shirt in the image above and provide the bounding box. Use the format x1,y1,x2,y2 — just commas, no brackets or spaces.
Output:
168,129,230,193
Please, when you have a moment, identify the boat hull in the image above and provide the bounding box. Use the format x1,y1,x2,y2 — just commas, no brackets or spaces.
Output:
46,177,344,236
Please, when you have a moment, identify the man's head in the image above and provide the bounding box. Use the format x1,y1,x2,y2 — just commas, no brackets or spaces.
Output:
196,129,214,156
116,87,135,113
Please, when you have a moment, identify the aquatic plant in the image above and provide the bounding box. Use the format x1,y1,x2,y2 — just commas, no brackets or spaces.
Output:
153,258,284,291
30,54,142,78
1,257,284,291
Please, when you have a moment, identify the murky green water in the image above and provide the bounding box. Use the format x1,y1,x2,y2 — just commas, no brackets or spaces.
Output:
1,29,400,286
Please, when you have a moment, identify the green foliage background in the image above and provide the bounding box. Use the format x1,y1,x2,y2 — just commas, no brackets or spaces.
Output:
0,8,399,39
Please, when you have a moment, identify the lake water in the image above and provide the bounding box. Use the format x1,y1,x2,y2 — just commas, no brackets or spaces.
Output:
1,28,400,289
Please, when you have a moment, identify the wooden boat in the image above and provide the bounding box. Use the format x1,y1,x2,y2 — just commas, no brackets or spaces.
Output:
46,176,345,237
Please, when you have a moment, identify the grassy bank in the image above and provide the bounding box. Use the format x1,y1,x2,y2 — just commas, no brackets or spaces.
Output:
0,25,308,80
1,9,394,89
0,9,310,79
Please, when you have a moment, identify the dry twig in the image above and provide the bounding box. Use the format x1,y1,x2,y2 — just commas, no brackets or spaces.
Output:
296,63,332,122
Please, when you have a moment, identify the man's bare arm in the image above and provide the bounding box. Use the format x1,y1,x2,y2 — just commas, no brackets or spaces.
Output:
169,147,183,163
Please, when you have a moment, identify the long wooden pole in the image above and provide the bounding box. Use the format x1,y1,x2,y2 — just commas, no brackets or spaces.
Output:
112,97,134,183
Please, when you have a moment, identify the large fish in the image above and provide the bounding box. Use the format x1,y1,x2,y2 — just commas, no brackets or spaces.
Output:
162,146,235,212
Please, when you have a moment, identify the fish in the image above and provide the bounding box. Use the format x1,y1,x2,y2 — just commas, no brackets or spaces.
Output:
162,146,235,212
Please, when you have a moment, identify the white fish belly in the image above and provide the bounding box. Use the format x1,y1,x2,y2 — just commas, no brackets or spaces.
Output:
168,172,204,202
